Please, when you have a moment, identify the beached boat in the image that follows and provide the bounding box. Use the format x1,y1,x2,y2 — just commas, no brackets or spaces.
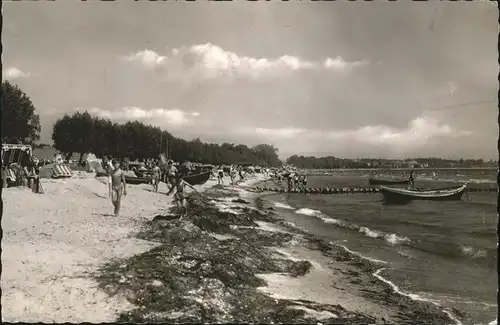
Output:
125,176,151,185
368,178,410,186
183,170,211,185
380,184,467,204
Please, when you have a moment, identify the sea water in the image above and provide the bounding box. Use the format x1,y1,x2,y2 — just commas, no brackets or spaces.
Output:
262,170,497,324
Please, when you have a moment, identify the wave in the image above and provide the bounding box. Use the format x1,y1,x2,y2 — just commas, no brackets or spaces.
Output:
411,240,495,267
273,202,295,210
295,208,322,216
337,244,388,264
294,208,410,245
373,268,463,325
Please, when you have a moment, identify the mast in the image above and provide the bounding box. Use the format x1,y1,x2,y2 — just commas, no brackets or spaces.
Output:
166,135,169,160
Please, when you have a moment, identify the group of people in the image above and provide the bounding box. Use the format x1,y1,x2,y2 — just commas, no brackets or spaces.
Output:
104,157,195,219
2,160,41,192
269,167,308,192
214,165,247,186
284,171,308,192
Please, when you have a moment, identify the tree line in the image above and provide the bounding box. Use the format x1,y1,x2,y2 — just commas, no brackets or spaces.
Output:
51,111,282,166
3,80,493,169
286,155,495,169
2,80,281,167
286,155,372,169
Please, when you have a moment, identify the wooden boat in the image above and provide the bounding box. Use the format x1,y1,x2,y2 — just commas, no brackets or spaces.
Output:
95,171,108,177
125,176,151,185
182,170,211,185
380,184,467,204
369,178,410,186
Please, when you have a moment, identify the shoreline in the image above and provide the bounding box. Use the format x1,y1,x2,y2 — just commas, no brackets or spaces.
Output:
91,175,457,324
2,173,463,323
256,195,464,325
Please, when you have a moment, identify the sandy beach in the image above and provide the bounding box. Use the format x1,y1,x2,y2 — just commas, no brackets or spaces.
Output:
2,173,458,324
1,173,237,322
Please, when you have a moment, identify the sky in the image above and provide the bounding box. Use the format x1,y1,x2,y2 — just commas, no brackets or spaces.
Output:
2,0,498,160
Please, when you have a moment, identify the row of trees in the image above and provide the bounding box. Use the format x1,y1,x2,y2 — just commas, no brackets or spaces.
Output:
2,80,281,166
286,155,372,169
3,80,494,169
52,111,282,166
2,81,41,144
286,155,496,169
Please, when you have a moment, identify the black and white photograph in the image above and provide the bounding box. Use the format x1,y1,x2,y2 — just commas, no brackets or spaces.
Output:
1,1,498,324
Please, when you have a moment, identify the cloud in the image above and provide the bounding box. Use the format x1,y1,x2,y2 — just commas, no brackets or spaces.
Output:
326,116,471,145
255,127,307,138
122,43,367,82
85,107,200,126
2,67,30,79
238,115,472,156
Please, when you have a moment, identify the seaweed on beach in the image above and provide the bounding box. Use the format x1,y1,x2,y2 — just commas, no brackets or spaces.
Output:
93,187,455,325
93,190,379,324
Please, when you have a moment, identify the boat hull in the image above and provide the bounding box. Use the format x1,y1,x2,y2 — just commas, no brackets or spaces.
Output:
380,185,466,204
183,170,211,185
369,178,410,186
161,170,212,186
125,176,151,185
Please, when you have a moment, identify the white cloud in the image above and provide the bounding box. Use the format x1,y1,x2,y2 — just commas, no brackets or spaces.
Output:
122,43,367,82
324,56,368,69
2,67,30,79
255,127,306,138
125,50,166,68
238,115,471,155
327,116,470,146
86,107,199,126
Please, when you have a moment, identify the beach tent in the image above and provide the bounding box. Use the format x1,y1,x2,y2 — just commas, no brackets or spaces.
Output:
1,144,33,167
85,153,105,173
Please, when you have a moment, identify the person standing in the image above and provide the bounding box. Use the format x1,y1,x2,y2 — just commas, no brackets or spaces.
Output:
172,174,196,219
287,172,293,192
408,170,416,190
238,165,245,182
109,159,127,217
151,162,161,192
165,160,179,195
229,165,236,186
217,165,224,185
180,160,192,178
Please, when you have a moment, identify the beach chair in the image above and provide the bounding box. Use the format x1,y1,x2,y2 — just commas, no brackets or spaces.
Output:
52,164,73,178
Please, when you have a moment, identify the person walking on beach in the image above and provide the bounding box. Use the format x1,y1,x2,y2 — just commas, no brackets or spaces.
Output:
173,174,196,219
238,165,245,182
165,160,179,195
217,165,224,185
151,162,161,192
287,172,294,192
229,165,237,186
109,159,127,217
